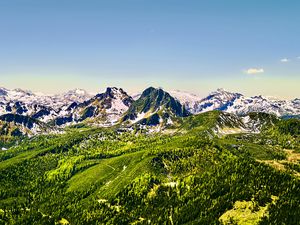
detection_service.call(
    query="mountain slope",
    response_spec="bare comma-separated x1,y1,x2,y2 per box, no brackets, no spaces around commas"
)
190,88,242,114
180,111,279,135
0,86,299,133
55,87,133,126
167,90,203,113
122,87,190,126
189,89,300,116
54,89,93,104
0,114,55,136
0,87,93,123
1,114,299,224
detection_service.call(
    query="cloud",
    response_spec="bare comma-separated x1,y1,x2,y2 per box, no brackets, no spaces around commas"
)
297,56,300,59
280,58,290,62
244,68,264,75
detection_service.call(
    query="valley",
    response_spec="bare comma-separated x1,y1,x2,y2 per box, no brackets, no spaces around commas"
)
0,87,299,224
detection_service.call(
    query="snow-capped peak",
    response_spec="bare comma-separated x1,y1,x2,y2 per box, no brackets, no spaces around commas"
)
186,89,300,117
169,90,202,102
0,87,8,96
0,86,299,131
56,88,93,104
208,88,242,100
67,88,88,96
216,88,226,92
12,88,34,96
168,90,202,113
105,87,124,97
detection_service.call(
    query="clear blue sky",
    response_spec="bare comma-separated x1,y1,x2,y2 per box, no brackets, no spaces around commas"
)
0,0,299,98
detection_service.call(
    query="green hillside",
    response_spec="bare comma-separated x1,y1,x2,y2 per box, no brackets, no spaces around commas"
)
0,112,299,224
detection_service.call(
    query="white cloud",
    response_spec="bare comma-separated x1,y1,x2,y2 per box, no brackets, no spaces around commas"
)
244,68,264,75
297,56,300,59
280,58,290,62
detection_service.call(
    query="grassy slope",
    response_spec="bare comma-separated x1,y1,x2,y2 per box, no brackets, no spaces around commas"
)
67,150,153,198
0,112,299,224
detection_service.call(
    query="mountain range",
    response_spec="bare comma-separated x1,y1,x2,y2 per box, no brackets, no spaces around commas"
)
0,86,299,136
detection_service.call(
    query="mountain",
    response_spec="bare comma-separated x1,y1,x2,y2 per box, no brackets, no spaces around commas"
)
291,98,300,112
122,87,190,127
0,113,55,136
54,87,133,126
242,112,279,133
0,87,8,96
131,89,203,113
2,87,300,224
0,86,299,134
180,110,245,134
189,88,243,114
0,88,57,123
168,90,203,113
187,89,300,117
0,88,93,123
180,111,280,135
0,87,92,108
54,88,93,104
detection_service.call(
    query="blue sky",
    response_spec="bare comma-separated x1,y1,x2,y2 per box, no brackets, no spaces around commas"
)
0,0,299,98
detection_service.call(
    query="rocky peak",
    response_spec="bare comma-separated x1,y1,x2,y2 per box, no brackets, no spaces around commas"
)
122,87,190,125
12,88,34,96
208,88,242,100
0,88,8,96
94,87,133,106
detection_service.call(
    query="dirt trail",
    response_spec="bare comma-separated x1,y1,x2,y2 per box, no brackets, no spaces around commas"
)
285,149,300,163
